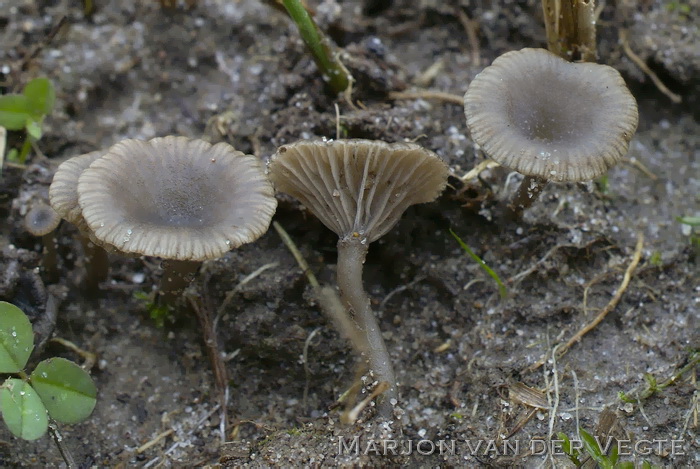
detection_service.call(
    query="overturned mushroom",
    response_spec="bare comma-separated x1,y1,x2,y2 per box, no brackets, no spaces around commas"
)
24,203,61,283
49,150,110,291
269,139,448,416
464,48,638,217
76,136,277,304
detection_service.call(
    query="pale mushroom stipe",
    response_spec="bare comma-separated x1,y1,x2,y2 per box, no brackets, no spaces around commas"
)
269,138,448,416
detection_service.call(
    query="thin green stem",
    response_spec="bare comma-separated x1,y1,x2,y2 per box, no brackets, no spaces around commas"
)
282,0,352,95
18,139,32,163
450,229,507,299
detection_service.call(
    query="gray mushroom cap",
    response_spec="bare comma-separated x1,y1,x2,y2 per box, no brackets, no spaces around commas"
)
49,150,106,236
268,139,448,243
464,48,639,182
77,136,277,261
24,203,60,237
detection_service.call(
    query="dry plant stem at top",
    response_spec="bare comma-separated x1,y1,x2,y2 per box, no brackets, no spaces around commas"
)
281,0,352,95
336,237,398,415
542,0,596,61
160,260,201,306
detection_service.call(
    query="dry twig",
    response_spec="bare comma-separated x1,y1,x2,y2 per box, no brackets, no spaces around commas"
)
302,327,321,412
622,156,658,180
186,294,229,443
341,381,390,424
460,159,500,182
49,337,96,370
457,8,481,67
620,29,681,103
526,233,644,372
137,429,174,454
48,423,76,469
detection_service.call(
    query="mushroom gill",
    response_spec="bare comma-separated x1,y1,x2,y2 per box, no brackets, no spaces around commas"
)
270,139,448,243
269,138,448,416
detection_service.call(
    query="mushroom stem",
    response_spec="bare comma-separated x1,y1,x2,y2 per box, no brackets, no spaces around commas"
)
336,237,397,417
79,237,109,292
508,175,548,218
40,233,59,283
159,260,201,306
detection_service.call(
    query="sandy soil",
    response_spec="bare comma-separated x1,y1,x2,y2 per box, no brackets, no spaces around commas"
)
0,0,697,467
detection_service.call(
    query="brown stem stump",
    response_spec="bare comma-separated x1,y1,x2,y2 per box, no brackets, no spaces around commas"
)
160,260,201,306
80,237,109,293
507,175,548,219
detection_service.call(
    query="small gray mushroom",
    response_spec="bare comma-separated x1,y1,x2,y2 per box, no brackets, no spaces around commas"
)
24,203,61,283
464,48,639,217
76,136,277,305
49,150,110,292
269,138,448,416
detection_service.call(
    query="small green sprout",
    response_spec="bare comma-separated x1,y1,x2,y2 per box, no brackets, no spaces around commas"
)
620,349,699,403
649,251,662,266
0,301,97,441
579,427,631,469
677,216,700,227
556,431,582,466
0,77,55,171
558,428,655,469
450,229,508,299
134,291,172,328
280,0,352,95
666,1,691,18
596,173,610,195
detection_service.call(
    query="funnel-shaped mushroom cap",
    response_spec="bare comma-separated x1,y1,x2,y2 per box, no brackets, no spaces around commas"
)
25,204,60,236
77,136,277,260
269,139,448,243
464,48,639,182
49,150,106,235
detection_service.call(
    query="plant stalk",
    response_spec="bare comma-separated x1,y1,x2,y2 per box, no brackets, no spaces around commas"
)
542,0,597,62
336,238,397,417
281,0,352,95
